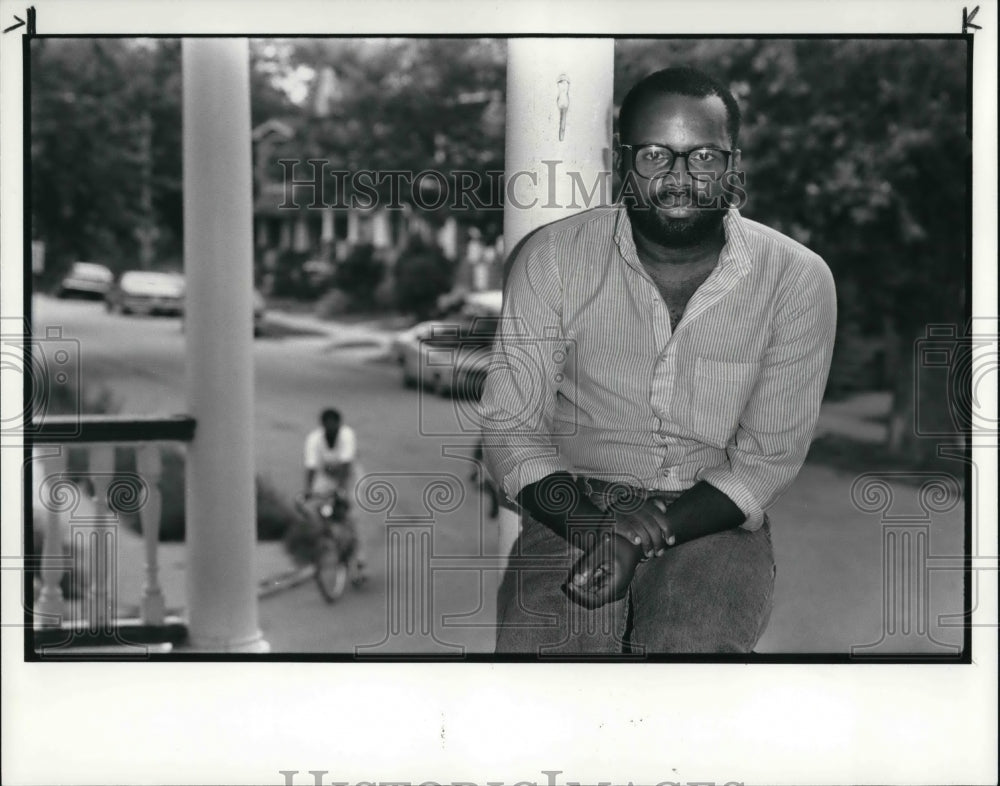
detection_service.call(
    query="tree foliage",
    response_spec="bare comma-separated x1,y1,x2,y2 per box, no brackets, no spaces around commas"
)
31,39,184,277
30,38,315,280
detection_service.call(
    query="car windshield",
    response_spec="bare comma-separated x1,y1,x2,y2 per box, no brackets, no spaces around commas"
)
464,316,500,340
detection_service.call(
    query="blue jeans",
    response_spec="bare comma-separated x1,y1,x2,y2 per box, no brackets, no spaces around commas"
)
495,482,776,655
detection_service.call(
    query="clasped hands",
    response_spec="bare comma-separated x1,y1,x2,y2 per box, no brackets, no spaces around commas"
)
563,497,675,609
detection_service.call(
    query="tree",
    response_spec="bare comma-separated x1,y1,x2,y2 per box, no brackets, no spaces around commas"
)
616,39,969,457
31,39,182,277
31,38,303,281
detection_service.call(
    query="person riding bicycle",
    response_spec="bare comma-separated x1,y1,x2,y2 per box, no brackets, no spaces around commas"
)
302,407,367,577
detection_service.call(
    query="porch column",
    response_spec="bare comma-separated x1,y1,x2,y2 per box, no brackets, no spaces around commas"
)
182,39,268,652
371,208,392,249
346,208,361,244
498,39,614,559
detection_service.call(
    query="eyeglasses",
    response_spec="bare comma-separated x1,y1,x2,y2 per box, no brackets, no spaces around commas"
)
621,143,733,179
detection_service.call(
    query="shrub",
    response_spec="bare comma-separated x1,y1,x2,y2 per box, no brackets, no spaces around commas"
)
334,243,384,307
283,512,325,567
256,474,298,541
393,237,456,319
314,288,353,320
373,276,397,311
270,249,321,299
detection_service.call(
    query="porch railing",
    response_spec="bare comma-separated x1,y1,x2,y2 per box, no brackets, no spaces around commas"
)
29,414,196,654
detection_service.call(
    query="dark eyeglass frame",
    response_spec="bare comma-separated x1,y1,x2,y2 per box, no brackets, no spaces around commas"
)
620,143,734,178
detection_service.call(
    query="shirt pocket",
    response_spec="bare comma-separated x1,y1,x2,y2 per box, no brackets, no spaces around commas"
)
678,357,759,447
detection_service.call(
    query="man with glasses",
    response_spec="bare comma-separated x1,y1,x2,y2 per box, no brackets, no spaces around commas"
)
480,66,837,653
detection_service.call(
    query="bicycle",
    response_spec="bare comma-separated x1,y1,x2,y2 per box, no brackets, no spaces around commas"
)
286,490,366,603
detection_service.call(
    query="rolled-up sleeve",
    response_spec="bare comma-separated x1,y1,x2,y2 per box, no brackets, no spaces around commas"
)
698,258,838,530
478,230,568,500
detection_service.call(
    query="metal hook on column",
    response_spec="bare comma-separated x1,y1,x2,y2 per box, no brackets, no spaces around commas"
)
556,74,570,141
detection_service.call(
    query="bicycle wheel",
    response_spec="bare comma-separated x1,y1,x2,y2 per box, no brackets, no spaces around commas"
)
314,536,349,603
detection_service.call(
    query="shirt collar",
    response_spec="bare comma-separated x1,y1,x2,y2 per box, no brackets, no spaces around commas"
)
613,204,754,276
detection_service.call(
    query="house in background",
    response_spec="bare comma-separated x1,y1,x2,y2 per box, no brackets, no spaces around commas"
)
250,67,504,296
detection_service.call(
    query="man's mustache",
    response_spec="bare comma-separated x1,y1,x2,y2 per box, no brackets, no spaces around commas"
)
654,186,692,200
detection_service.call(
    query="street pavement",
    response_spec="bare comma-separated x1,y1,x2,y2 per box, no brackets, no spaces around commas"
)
29,296,967,656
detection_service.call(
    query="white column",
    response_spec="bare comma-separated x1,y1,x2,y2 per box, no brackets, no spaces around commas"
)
371,208,392,249
182,39,267,652
34,448,66,623
346,208,361,244
498,39,614,560
436,216,458,260
136,445,165,625
320,207,335,244
293,215,311,252
504,39,614,251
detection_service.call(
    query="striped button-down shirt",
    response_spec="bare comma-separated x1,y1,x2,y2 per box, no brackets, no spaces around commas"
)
479,205,837,530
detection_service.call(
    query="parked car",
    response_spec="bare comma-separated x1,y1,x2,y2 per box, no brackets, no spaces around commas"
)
105,270,185,316
390,320,439,366
56,262,114,299
436,288,503,318
458,289,503,316
398,313,500,398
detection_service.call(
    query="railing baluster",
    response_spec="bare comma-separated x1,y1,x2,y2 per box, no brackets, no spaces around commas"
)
137,445,165,624
30,415,196,652
87,445,117,633
34,448,67,626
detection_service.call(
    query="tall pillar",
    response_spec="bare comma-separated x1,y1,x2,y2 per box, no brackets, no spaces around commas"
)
371,208,392,249
182,39,267,652
293,215,311,252
503,39,614,252
320,207,335,245
438,216,459,260
498,39,615,560
346,208,361,244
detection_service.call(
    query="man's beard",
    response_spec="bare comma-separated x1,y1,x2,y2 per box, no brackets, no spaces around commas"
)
626,190,728,248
